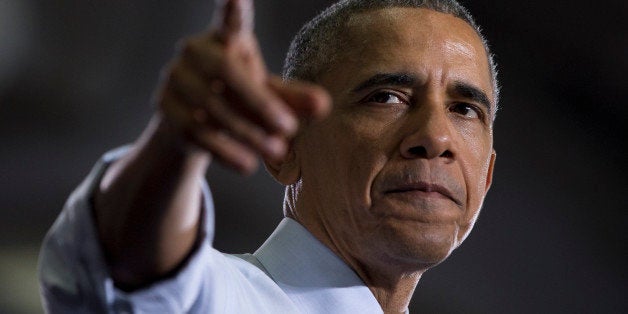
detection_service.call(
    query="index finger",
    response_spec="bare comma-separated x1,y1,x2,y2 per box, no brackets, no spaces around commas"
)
210,0,254,43
268,76,332,121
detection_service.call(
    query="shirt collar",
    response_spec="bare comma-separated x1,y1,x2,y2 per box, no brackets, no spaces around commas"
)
254,218,383,313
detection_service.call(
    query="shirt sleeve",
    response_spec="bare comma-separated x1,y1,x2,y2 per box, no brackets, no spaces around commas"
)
37,147,217,313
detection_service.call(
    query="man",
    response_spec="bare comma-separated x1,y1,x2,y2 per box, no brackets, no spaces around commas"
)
39,0,498,312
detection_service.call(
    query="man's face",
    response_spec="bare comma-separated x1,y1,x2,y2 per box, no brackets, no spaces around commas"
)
292,7,496,270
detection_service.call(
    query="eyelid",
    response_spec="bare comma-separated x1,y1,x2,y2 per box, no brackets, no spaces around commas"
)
360,88,411,104
470,102,489,121
453,101,487,121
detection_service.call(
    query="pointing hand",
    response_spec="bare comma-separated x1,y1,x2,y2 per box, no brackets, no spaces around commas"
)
155,0,331,174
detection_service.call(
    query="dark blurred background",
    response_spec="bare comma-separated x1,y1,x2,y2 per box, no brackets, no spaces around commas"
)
1,0,626,313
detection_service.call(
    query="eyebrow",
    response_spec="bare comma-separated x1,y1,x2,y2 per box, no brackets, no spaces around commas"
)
351,73,418,93
350,73,494,116
451,81,493,116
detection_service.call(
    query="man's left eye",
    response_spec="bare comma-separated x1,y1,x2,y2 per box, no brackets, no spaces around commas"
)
450,103,482,119
365,91,405,104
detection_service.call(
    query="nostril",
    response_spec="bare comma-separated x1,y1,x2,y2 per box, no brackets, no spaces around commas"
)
440,150,453,158
407,146,427,158
406,146,453,159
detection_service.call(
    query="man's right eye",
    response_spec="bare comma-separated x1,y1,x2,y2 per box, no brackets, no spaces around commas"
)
364,91,407,105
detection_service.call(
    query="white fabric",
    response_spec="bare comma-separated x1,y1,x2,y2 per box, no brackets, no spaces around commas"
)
38,148,384,313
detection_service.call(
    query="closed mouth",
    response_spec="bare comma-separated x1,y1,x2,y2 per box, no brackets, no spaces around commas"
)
386,182,462,206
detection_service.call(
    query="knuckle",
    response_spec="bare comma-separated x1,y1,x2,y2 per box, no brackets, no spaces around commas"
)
239,126,264,146
245,124,265,141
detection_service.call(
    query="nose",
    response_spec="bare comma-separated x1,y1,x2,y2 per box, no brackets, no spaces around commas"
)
400,104,454,160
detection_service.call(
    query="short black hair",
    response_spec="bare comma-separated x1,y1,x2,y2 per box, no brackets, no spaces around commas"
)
282,0,500,108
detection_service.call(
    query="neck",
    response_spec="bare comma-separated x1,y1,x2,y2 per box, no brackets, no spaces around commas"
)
342,248,424,313
287,212,425,313
284,191,427,312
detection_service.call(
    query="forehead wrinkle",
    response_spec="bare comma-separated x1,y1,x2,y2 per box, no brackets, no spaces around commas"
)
443,40,476,61
321,7,493,103
342,8,485,63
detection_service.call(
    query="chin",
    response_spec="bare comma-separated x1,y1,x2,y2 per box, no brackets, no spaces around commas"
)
368,218,459,269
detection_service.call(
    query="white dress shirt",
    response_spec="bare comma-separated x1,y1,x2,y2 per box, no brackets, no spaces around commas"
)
38,148,385,313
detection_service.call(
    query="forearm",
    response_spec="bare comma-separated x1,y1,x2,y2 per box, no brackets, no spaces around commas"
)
94,114,210,289
88,0,327,291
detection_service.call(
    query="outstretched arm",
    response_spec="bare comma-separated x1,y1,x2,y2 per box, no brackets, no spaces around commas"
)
93,0,329,290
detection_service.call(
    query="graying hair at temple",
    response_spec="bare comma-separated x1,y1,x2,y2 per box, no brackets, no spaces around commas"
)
282,0,500,108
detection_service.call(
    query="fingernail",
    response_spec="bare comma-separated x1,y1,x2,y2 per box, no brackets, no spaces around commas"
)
265,137,286,157
240,157,258,175
278,114,298,134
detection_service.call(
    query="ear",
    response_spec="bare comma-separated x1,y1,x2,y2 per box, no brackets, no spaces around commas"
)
264,143,301,185
484,150,496,192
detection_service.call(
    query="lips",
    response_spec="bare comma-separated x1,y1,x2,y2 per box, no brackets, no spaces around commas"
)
385,181,462,206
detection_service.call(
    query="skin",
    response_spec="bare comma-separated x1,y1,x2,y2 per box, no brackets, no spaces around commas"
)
275,8,497,312
94,0,495,312
95,0,329,288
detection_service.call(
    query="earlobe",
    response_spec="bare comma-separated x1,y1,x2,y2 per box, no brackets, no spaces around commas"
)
485,150,496,192
264,146,301,185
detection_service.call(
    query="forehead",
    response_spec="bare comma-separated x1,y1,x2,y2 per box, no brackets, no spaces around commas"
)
324,7,493,102
346,7,479,36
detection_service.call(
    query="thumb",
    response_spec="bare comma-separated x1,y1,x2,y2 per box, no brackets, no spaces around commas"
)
268,76,332,121
211,0,254,43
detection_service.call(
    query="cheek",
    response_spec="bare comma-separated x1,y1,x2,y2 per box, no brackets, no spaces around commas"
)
348,132,392,206
303,114,393,211
456,127,493,231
